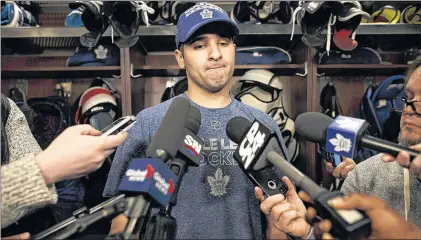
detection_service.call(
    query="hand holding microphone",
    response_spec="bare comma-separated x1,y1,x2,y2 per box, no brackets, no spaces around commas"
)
298,191,421,240
227,116,371,239
295,112,421,164
256,176,311,239
383,143,421,179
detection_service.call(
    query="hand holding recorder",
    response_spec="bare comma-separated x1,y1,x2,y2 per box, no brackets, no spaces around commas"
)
298,191,421,239
37,117,133,184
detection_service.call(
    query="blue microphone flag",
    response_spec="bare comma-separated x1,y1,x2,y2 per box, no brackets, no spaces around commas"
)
119,158,178,206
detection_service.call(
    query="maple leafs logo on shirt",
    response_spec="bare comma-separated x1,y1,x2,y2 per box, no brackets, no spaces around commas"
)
207,168,230,197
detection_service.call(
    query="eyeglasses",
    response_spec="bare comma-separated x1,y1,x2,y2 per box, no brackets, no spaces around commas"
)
392,97,421,115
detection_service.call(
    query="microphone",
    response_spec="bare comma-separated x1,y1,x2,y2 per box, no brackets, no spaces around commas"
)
226,116,288,197
295,112,420,162
114,158,178,240
118,159,178,206
168,104,203,206
227,116,372,239
176,104,203,167
109,97,191,240
266,151,372,239
32,194,127,240
146,97,191,161
143,104,203,240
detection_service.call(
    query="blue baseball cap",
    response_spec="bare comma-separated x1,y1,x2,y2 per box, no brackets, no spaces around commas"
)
175,2,240,49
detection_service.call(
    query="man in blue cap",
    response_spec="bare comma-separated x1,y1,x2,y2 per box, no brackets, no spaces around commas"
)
104,2,303,239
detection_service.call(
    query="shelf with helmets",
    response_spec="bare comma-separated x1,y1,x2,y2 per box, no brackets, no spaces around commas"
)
1,23,420,39
317,64,409,76
133,64,306,77
1,66,121,79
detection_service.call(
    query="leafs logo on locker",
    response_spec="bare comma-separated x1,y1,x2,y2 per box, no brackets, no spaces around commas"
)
184,135,202,156
238,122,266,170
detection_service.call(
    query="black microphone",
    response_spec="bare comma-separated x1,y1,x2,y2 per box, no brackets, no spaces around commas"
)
227,117,372,239
143,104,204,240
146,97,191,161
110,97,192,240
226,116,288,197
32,194,127,240
295,112,420,163
168,104,203,207
175,104,202,167
266,151,372,239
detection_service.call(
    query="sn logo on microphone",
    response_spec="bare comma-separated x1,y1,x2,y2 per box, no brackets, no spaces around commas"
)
238,121,266,170
184,135,202,156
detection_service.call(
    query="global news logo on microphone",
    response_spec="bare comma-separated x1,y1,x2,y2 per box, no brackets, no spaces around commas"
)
125,164,154,182
119,158,178,206
325,116,365,159
235,120,271,170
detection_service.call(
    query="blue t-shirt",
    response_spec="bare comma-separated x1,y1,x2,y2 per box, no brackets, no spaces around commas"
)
103,94,289,239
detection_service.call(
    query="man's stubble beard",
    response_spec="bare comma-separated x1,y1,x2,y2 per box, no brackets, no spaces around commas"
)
398,131,421,147
191,73,231,94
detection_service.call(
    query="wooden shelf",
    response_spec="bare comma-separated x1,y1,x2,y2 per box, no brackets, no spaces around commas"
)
2,24,420,39
317,64,408,76
135,64,305,77
1,66,121,79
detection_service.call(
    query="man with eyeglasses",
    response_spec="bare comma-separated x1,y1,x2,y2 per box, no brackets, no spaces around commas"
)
338,60,421,228
256,60,421,239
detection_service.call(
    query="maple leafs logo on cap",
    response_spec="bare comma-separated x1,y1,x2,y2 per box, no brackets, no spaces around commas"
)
94,45,108,59
200,8,213,19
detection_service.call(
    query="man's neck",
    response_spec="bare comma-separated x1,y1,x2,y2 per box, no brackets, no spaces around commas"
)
186,85,231,109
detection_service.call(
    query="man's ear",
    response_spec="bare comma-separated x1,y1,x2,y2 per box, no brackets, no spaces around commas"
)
174,49,185,69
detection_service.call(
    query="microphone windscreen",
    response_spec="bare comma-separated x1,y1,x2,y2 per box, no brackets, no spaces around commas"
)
226,116,252,144
295,112,333,143
186,105,201,134
146,97,191,158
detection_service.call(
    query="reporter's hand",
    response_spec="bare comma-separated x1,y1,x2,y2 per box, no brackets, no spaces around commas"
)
383,143,421,179
255,176,311,238
37,124,128,184
298,191,333,239
325,157,356,180
299,191,421,239
2,232,30,239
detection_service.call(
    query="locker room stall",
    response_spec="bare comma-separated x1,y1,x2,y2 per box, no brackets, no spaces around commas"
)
2,0,421,188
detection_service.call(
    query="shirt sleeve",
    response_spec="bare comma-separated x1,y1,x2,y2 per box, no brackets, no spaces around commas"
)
103,113,151,197
1,98,58,228
1,153,58,228
340,155,380,194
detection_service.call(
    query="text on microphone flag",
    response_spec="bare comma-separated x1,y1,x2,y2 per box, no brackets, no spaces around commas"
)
237,120,269,170
119,158,178,206
184,134,203,157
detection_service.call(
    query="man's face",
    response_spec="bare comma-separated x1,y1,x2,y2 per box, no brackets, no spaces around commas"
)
399,66,421,146
175,28,236,93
